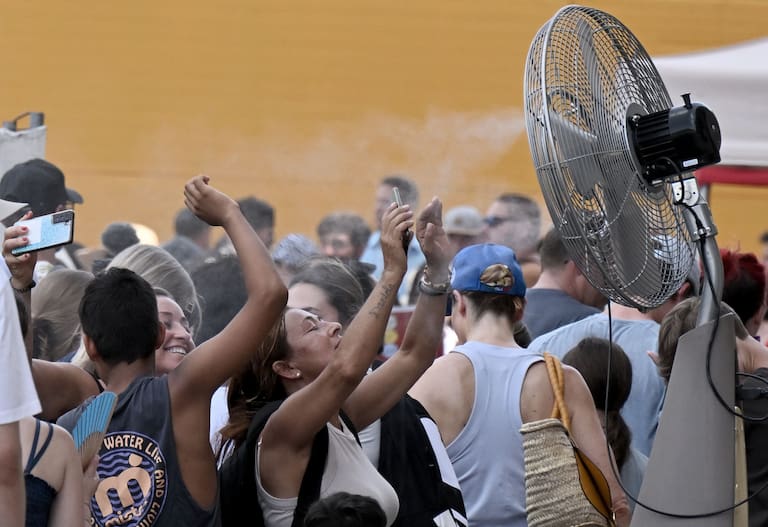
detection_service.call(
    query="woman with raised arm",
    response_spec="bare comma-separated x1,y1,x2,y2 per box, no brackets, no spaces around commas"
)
5,176,287,527
218,196,452,527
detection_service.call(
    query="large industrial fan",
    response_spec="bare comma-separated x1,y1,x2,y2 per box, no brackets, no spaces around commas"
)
524,5,739,527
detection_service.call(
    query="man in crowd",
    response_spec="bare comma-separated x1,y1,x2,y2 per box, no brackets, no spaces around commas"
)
361,174,425,305
522,227,606,339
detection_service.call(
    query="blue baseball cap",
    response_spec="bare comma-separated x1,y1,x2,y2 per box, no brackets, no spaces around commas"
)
451,243,526,297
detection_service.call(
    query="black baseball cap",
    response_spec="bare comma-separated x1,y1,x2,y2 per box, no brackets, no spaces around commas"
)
0,158,82,216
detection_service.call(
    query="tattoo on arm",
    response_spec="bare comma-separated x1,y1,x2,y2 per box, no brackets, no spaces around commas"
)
368,283,394,318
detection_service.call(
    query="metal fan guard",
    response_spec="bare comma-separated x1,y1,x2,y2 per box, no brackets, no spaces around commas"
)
524,5,696,310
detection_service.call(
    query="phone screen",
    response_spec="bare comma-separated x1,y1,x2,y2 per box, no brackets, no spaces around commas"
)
12,210,75,256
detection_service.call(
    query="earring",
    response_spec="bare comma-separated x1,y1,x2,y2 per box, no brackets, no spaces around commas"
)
295,372,301,378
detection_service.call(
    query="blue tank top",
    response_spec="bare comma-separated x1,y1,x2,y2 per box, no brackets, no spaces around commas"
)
446,341,542,527
58,375,220,527
25,419,56,527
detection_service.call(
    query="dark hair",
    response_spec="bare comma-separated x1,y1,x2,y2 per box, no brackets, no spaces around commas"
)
304,492,387,527
161,236,205,274
101,222,140,257
538,227,569,270
14,290,29,338
219,314,288,453
461,290,524,328
237,196,275,230
191,255,247,345
316,212,371,253
346,260,376,302
79,267,159,365
174,207,210,239
290,256,365,328
562,337,632,468
381,175,419,207
721,249,766,327
657,297,748,384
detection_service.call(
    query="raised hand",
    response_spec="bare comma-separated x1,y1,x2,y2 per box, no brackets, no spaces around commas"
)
3,211,36,289
379,201,414,276
183,175,240,227
415,197,450,281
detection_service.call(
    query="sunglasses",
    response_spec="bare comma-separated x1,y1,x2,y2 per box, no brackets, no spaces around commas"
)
484,216,516,228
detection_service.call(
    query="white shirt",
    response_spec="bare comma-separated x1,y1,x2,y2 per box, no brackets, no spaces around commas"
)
0,261,41,424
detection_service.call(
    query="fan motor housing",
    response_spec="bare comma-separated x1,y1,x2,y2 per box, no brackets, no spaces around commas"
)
631,94,721,184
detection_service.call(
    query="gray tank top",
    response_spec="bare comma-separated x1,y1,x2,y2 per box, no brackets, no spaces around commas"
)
447,341,542,527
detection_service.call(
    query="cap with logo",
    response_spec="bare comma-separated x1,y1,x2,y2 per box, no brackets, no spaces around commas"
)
451,243,526,297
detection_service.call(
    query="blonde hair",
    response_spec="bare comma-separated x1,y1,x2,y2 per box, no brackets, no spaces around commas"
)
107,244,202,335
31,269,93,361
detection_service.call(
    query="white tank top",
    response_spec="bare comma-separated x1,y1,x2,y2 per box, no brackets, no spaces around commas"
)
255,420,400,527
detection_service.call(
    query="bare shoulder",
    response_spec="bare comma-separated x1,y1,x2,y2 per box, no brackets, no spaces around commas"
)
409,352,472,399
409,352,475,445
520,359,553,423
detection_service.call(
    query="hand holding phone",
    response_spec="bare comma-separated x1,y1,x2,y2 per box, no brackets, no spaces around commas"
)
11,210,75,256
393,187,413,253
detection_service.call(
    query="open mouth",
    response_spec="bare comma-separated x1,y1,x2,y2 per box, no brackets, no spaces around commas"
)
166,346,188,356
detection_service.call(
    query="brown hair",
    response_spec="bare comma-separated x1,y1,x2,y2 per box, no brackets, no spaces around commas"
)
461,290,524,328
657,297,748,384
217,312,289,453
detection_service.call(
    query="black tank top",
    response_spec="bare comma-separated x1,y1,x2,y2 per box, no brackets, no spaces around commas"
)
24,419,56,527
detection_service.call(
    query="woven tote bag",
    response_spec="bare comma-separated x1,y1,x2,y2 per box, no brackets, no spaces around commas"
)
520,352,615,527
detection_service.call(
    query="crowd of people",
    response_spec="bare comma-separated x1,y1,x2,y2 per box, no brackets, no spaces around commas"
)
2,157,768,527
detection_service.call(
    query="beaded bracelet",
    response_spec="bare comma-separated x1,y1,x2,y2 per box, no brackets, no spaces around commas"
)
418,267,451,296
10,278,36,293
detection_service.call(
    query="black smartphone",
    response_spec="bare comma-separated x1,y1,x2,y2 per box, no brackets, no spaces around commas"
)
11,209,75,256
392,187,412,252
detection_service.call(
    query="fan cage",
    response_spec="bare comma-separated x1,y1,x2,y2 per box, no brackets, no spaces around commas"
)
524,5,696,310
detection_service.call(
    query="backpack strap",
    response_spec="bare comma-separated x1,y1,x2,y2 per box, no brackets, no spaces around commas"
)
219,399,334,527
219,400,283,527
291,425,330,527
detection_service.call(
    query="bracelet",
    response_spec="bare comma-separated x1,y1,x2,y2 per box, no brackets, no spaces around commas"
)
10,278,35,293
418,267,451,296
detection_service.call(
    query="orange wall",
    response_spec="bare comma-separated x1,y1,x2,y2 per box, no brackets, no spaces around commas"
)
1,1,766,254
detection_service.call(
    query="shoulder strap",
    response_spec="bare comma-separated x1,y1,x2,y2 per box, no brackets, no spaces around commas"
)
291,425,330,527
25,419,54,473
544,352,571,431
339,410,361,447
219,400,283,527
219,399,333,527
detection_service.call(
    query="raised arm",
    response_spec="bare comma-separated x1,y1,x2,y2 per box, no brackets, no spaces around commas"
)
169,175,288,403
3,222,100,421
261,200,412,454
343,196,451,429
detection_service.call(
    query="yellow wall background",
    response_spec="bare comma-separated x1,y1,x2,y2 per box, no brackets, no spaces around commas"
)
1,0,766,254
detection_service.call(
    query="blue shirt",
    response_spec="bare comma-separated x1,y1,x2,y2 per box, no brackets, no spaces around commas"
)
527,313,665,456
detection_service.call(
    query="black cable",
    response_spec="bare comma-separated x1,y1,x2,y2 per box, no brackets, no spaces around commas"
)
603,300,768,519
596,174,768,518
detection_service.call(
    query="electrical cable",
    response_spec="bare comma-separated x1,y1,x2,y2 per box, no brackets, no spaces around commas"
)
597,172,768,518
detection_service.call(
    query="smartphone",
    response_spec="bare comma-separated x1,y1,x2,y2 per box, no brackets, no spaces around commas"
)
392,187,412,252
11,209,75,256
393,187,403,207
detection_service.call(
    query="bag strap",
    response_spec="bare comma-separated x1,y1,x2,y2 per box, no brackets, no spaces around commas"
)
291,426,330,527
544,352,571,432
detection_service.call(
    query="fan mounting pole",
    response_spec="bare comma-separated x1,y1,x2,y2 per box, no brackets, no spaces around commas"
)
631,176,738,527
